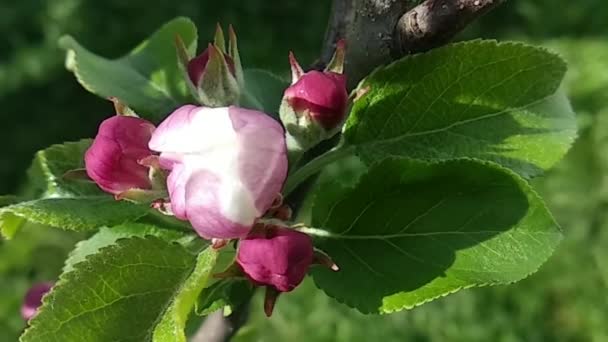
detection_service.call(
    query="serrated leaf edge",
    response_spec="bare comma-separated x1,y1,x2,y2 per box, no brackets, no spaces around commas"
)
20,236,195,341
310,156,563,314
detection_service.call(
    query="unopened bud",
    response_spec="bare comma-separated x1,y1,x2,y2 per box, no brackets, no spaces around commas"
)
280,41,348,154
236,226,313,293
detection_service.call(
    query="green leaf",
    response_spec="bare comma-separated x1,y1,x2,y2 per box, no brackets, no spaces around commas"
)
196,279,253,316
153,247,218,342
0,195,19,207
344,40,577,177
63,224,193,273
2,140,152,239
23,140,98,198
310,158,562,314
21,237,215,342
0,197,147,239
240,69,288,114
59,17,198,121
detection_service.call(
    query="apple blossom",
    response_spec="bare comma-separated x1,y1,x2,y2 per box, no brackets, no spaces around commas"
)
149,105,288,239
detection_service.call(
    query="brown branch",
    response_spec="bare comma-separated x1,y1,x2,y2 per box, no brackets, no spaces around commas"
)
319,0,412,89
319,0,505,88
394,0,506,54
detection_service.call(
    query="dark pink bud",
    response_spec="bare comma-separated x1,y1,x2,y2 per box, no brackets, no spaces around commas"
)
237,227,313,292
283,70,348,130
21,282,53,321
85,116,155,195
187,46,236,86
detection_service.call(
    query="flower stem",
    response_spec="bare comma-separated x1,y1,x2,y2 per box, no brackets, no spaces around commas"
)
283,144,355,196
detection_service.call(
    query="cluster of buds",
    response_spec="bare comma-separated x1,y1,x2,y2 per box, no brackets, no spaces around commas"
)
82,102,336,315
177,24,244,107
280,40,348,156
76,27,346,318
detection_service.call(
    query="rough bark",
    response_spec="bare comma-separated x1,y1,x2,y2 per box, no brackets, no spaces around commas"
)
394,0,506,54
319,0,413,88
319,0,505,88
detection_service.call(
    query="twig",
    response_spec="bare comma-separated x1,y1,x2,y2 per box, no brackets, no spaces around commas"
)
319,0,506,88
394,0,506,54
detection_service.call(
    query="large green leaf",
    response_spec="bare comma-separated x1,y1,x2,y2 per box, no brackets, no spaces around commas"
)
153,247,218,342
59,17,198,121
63,224,194,273
310,158,561,314
21,237,217,342
0,197,147,239
344,40,577,177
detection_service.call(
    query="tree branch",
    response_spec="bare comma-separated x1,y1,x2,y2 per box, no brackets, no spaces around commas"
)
319,0,412,88
394,0,505,54
319,0,505,88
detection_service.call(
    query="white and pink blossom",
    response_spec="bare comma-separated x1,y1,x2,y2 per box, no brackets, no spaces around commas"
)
149,105,288,239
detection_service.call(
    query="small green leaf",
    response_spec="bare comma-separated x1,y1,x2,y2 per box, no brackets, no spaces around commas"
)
59,17,198,121
20,237,200,342
0,197,147,239
240,69,288,114
63,224,194,273
196,279,253,316
344,40,577,177
310,158,562,314
23,140,98,198
2,140,152,239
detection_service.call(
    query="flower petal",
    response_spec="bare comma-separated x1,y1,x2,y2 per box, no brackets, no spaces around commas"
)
184,169,253,239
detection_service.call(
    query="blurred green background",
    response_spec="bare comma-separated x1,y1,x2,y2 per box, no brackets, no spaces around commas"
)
1,1,607,341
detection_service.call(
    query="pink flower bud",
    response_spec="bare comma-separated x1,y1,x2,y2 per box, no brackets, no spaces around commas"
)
282,47,348,132
21,282,53,321
148,105,288,240
237,227,313,292
283,71,348,130
85,116,156,195
187,46,236,86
